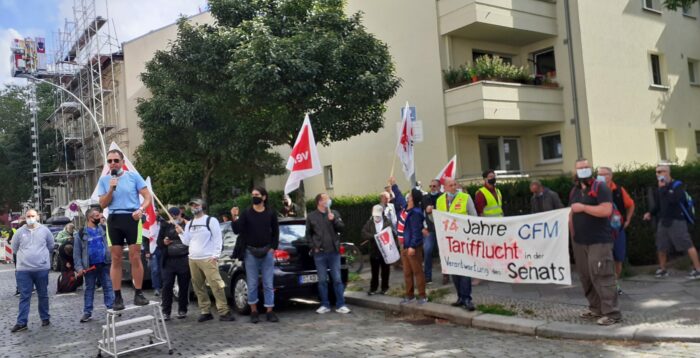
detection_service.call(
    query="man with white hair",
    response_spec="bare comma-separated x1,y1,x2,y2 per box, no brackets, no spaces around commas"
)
10,209,54,333
643,164,700,279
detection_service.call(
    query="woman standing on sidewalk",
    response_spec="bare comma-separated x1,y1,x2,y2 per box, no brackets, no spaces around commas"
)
361,205,395,295
389,177,427,305
231,187,280,323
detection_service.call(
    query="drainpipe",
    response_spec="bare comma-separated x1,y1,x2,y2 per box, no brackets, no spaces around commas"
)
564,0,584,159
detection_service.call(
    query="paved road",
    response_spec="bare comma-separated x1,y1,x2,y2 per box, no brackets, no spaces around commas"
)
0,267,698,357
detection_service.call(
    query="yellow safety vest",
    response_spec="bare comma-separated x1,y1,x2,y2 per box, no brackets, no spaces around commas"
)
436,192,470,214
478,187,503,217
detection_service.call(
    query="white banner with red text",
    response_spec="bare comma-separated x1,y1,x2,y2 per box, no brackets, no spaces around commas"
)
433,208,572,285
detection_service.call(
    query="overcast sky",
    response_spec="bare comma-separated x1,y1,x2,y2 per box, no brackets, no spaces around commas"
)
1,0,208,86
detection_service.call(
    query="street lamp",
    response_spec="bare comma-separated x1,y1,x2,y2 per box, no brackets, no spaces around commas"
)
17,74,108,163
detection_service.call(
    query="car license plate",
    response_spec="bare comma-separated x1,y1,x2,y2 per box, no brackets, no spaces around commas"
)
299,274,318,284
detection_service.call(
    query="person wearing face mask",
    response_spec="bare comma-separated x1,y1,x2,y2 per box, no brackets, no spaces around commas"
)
306,193,350,314
231,187,281,323
74,208,114,323
422,179,443,284
530,180,564,214
569,158,621,326
280,195,300,218
379,191,398,232
157,207,191,321
475,169,504,217
362,205,394,295
643,164,700,280
175,198,235,322
436,178,478,311
10,209,54,333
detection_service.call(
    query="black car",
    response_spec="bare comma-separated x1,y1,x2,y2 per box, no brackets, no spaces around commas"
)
217,218,349,314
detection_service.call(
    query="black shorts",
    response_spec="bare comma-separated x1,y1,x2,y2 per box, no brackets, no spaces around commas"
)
107,214,142,247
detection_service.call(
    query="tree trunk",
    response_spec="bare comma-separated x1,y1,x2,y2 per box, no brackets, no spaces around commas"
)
201,158,216,204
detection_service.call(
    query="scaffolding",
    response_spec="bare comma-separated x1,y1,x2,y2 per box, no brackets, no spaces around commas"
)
39,0,122,214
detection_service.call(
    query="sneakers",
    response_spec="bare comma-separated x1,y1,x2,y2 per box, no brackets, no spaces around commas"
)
616,282,623,296
463,301,476,312
197,313,214,322
154,289,161,297
112,296,125,311
316,306,331,314
41,320,50,327
219,312,236,321
134,292,149,306
417,298,428,305
266,311,279,322
450,300,464,307
597,316,622,326
162,313,171,321
14,289,20,297
400,297,416,305
655,268,669,278
80,314,92,323
367,291,377,296
579,310,602,319
10,324,27,333
336,306,351,314
687,269,700,280
379,289,388,295
177,311,187,319
250,311,260,324
426,279,433,285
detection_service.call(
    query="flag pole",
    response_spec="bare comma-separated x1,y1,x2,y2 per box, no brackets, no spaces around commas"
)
151,193,175,223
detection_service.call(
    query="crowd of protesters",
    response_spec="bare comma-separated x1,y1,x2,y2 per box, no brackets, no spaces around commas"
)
6,152,698,332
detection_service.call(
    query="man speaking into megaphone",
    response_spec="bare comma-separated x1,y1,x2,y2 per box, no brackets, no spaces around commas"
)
97,149,153,310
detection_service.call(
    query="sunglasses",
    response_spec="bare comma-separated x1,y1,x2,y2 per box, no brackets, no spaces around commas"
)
655,170,666,174
107,159,121,164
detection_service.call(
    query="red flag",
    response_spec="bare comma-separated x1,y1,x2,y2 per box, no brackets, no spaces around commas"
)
285,114,322,194
396,102,414,181
435,155,457,185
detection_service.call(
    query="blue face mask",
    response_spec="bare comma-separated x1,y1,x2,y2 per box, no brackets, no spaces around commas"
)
596,175,606,182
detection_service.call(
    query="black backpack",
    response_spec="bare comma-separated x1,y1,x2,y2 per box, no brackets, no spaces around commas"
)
56,270,82,294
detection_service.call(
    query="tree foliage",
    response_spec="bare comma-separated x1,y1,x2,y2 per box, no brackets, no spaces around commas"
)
664,0,698,10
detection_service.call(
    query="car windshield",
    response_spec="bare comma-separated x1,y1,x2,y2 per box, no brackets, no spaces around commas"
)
280,224,306,245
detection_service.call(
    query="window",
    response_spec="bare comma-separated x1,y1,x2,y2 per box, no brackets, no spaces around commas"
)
689,59,699,84
533,49,556,77
656,130,668,161
479,137,521,172
650,54,664,86
473,50,512,65
696,131,700,155
323,165,334,189
540,133,563,162
643,0,661,13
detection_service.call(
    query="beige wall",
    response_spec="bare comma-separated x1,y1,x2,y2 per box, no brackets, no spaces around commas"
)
121,12,215,159
576,0,700,167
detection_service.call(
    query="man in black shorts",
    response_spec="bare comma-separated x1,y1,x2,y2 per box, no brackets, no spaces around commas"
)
98,149,152,309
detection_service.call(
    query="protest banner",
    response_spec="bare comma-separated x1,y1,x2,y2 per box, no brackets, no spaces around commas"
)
433,208,572,285
374,227,400,264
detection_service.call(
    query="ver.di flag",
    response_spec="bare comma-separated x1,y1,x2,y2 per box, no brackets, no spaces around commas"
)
435,155,457,185
284,114,322,194
374,227,400,264
396,102,414,181
142,177,159,254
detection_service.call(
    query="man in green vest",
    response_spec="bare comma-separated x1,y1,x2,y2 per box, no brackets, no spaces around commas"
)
435,178,477,311
475,169,504,217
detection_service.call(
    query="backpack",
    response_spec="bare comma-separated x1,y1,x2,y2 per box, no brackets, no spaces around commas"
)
671,181,696,225
56,270,82,294
188,216,213,233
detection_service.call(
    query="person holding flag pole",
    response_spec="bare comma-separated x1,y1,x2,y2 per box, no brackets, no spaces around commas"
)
423,155,456,284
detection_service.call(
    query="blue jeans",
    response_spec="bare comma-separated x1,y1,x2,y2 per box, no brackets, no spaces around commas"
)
423,232,436,281
84,263,114,315
453,275,472,303
314,252,345,309
149,249,162,290
16,270,50,325
245,249,275,308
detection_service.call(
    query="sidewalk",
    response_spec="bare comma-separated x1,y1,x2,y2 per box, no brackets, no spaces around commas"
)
345,259,700,342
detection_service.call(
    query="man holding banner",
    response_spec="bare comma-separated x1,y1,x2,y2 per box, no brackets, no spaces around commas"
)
435,178,477,311
569,159,621,326
362,205,397,295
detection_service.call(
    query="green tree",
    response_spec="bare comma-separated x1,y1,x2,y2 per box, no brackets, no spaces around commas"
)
664,0,698,10
136,19,284,204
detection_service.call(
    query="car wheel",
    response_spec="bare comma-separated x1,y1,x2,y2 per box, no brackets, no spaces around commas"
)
233,274,250,315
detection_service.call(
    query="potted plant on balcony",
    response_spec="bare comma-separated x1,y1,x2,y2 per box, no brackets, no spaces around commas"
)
543,71,558,88
443,65,469,88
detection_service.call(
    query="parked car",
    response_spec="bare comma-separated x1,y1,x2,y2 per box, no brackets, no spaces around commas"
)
121,242,152,284
217,218,349,314
50,228,70,272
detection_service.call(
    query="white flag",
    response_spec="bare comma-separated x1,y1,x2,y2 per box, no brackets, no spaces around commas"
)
435,155,457,185
142,177,159,254
284,114,322,194
396,102,415,181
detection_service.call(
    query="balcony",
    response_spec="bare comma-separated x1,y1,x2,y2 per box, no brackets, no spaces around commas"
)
437,0,557,46
444,81,564,127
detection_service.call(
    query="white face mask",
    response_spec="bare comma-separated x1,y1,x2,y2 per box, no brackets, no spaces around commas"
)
576,168,592,179
373,216,382,223
26,218,38,226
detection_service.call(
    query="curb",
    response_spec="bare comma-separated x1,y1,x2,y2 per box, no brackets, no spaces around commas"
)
344,292,700,343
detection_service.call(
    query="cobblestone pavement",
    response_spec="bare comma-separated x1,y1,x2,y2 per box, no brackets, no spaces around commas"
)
348,260,700,329
1,266,698,358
